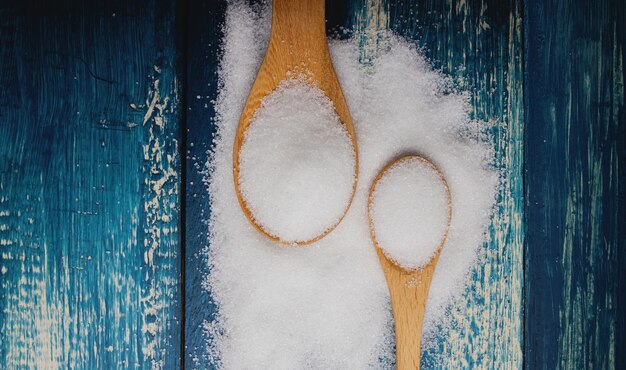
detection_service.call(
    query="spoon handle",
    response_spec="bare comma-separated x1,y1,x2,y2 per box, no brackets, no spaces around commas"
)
377,248,441,369
271,0,326,45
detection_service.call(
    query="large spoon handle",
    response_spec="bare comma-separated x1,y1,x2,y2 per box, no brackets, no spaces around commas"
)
271,0,325,42
377,248,441,369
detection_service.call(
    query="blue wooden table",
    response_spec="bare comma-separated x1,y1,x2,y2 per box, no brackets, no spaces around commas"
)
0,0,624,369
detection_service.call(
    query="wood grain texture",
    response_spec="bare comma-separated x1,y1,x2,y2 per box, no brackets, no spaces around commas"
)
232,0,358,246
184,1,225,367
0,1,183,368
351,0,525,368
368,156,452,370
524,0,626,368
5,0,623,369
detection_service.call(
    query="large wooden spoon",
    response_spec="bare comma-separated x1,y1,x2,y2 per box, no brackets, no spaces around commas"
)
368,156,452,369
233,0,358,246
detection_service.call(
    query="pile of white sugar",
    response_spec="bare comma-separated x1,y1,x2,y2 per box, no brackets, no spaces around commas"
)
204,1,499,368
369,157,451,270
238,80,356,244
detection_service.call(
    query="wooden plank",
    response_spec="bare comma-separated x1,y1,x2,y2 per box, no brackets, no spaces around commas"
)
183,2,359,368
0,1,183,368
524,0,626,368
350,0,525,367
184,0,225,368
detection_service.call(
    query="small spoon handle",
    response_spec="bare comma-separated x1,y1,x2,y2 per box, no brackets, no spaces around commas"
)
368,156,451,369
377,248,441,369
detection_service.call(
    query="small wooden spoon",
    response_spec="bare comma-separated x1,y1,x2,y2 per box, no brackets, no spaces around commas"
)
368,156,452,369
233,0,358,246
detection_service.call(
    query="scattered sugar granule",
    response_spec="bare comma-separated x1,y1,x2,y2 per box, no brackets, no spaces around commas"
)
369,157,451,270
205,1,499,368
238,80,356,243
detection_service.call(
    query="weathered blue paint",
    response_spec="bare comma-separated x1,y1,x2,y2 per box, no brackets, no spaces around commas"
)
524,0,626,368
2,0,623,369
0,1,182,368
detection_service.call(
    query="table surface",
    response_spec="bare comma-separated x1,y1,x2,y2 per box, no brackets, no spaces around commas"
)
0,0,624,369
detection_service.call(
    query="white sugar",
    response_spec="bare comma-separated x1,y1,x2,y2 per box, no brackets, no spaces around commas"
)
238,80,356,243
205,1,499,368
370,158,450,270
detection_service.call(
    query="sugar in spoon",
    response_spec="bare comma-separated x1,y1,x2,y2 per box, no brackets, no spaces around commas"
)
368,155,452,369
233,0,358,246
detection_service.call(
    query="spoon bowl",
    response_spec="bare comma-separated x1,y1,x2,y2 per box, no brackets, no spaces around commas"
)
233,0,358,246
368,155,452,369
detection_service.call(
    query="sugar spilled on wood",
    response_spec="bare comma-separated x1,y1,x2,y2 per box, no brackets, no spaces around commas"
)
204,1,499,368
238,80,356,243
369,157,451,270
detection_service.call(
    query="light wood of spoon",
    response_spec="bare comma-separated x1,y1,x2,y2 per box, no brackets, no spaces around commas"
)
368,156,452,369
233,0,358,246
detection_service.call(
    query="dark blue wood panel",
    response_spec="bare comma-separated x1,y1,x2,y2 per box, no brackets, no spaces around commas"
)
0,1,183,368
183,2,355,367
524,0,626,368
184,0,225,368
